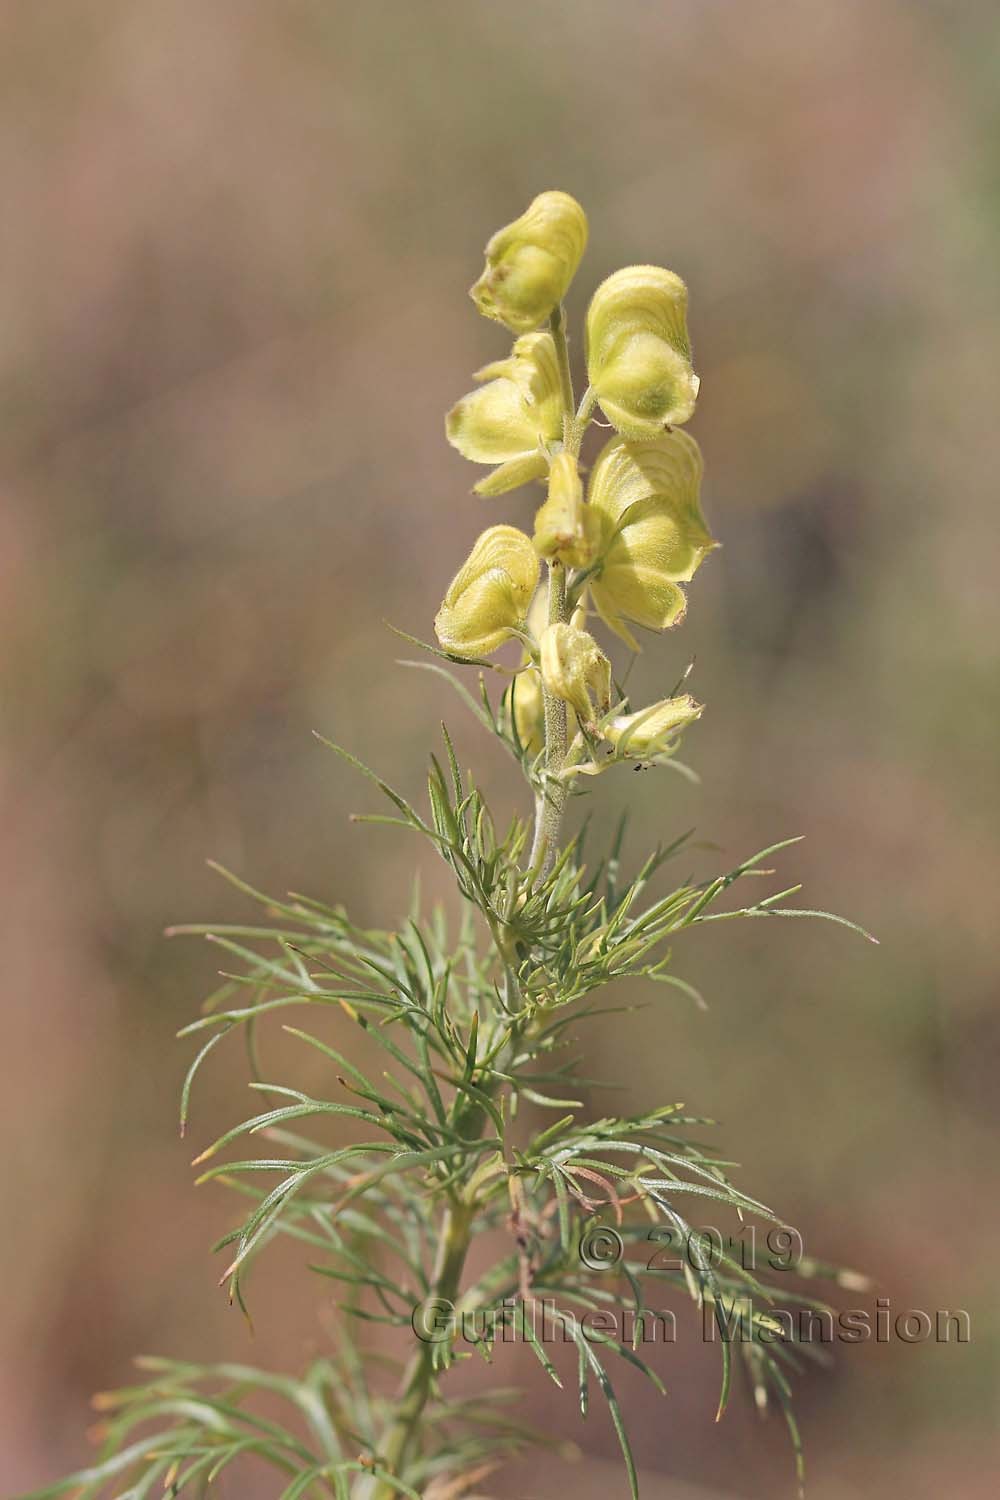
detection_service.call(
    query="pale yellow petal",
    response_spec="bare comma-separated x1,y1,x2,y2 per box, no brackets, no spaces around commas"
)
585,431,716,643
446,333,563,492
434,525,540,657
586,266,699,435
471,191,589,333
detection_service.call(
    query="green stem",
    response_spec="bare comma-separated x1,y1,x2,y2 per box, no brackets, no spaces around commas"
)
527,560,570,881
363,309,578,1494
369,305,581,1490
367,1198,474,1499
549,303,575,420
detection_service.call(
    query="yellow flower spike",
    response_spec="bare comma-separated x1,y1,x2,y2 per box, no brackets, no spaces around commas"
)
585,266,700,438
606,694,704,758
446,332,563,497
470,190,589,334
434,525,539,658
532,451,599,568
586,430,718,650
539,622,611,729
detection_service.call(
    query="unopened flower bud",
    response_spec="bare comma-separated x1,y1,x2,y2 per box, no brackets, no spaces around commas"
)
504,667,545,755
606,694,703,758
586,266,699,438
446,333,564,496
435,525,539,658
586,431,717,649
539,622,611,728
524,582,549,645
532,452,598,568
471,191,589,334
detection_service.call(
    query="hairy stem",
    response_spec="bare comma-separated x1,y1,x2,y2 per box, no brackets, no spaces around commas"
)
528,561,570,879
526,306,576,881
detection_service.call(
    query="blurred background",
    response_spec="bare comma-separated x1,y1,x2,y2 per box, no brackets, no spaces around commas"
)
3,2,999,1495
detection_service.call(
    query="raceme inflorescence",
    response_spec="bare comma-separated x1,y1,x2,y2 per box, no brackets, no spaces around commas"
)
25,191,872,1500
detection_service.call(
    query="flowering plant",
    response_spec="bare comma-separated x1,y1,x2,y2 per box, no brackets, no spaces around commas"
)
25,191,870,1500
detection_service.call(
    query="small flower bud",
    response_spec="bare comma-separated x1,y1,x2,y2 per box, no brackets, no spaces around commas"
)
524,581,549,645
539,622,611,728
471,191,589,334
606,694,703,758
532,452,599,568
586,430,717,650
586,266,700,438
504,667,545,755
434,525,539,658
446,333,563,496
569,601,589,633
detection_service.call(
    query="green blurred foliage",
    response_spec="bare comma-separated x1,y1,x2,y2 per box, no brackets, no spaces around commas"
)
2,2,998,1495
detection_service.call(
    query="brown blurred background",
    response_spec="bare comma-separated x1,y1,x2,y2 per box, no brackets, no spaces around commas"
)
3,2,999,1495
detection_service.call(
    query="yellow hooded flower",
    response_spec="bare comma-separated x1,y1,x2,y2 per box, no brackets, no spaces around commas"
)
531,451,598,568
586,266,699,438
606,694,703,758
434,525,539,658
446,333,563,497
539,622,611,729
471,191,589,334
586,430,717,650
